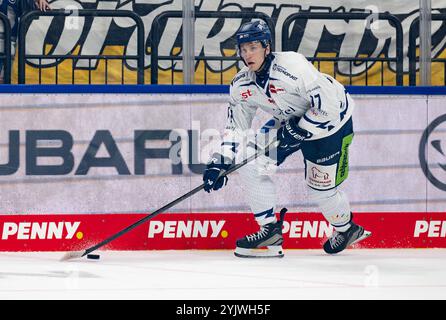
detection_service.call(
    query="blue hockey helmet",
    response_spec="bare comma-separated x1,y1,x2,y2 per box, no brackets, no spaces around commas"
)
236,20,272,49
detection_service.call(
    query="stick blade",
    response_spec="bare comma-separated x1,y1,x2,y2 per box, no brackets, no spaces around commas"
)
60,250,86,261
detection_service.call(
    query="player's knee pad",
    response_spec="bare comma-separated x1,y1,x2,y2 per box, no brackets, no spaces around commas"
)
307,186,351,231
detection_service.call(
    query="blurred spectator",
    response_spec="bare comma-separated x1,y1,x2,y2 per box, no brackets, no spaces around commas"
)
0,0,50,83
34,0,50,12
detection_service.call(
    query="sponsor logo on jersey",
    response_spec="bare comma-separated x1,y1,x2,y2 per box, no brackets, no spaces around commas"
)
272,64,298,80
316,151,340,164
1,221,81,240
339,145,349,178
414,220,446,237
285,123,306,141
231,72,248,85
309,108,328,117
147,220,226,238
306,161,337,190
240,89,253,100
269,84,285,94
307,86,322,93
312,167,329,180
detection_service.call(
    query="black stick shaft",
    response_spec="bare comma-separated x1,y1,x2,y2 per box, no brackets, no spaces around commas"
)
82,143,274,256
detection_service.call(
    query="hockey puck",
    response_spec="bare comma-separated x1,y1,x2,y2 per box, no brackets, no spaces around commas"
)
87,254,100,260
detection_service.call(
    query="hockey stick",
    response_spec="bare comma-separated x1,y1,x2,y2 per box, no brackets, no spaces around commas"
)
60,141,277,261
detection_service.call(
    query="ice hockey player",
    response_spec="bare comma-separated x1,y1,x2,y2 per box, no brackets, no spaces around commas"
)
202,20,371,258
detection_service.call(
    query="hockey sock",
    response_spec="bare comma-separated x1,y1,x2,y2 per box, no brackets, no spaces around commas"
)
238,163,277,226
307,187,352,232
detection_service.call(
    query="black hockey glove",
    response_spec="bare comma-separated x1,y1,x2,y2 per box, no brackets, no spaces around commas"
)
273,117,312,165
203,154,232,193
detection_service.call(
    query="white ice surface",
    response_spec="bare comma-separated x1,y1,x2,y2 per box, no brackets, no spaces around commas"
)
1,249,446,300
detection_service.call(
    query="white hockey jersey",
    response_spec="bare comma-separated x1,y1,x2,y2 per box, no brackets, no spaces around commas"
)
221,51,354,159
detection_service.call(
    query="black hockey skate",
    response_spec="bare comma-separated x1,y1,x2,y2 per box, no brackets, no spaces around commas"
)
234,208,287,258
323,221,371,254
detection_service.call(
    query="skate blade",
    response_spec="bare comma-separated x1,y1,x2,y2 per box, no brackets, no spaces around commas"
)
234,246,284,258
351,230,372,246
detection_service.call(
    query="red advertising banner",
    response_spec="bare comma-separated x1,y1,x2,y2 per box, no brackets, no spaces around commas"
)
1,212,446,252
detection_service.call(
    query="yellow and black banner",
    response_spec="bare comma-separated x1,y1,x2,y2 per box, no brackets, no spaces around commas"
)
11,0,446,86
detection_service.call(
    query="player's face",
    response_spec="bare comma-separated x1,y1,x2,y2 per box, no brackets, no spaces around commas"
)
239,41,270,72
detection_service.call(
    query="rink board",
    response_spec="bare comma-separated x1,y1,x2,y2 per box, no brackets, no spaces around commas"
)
1,212,446,251
0,86,445,251
0,90,444,215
